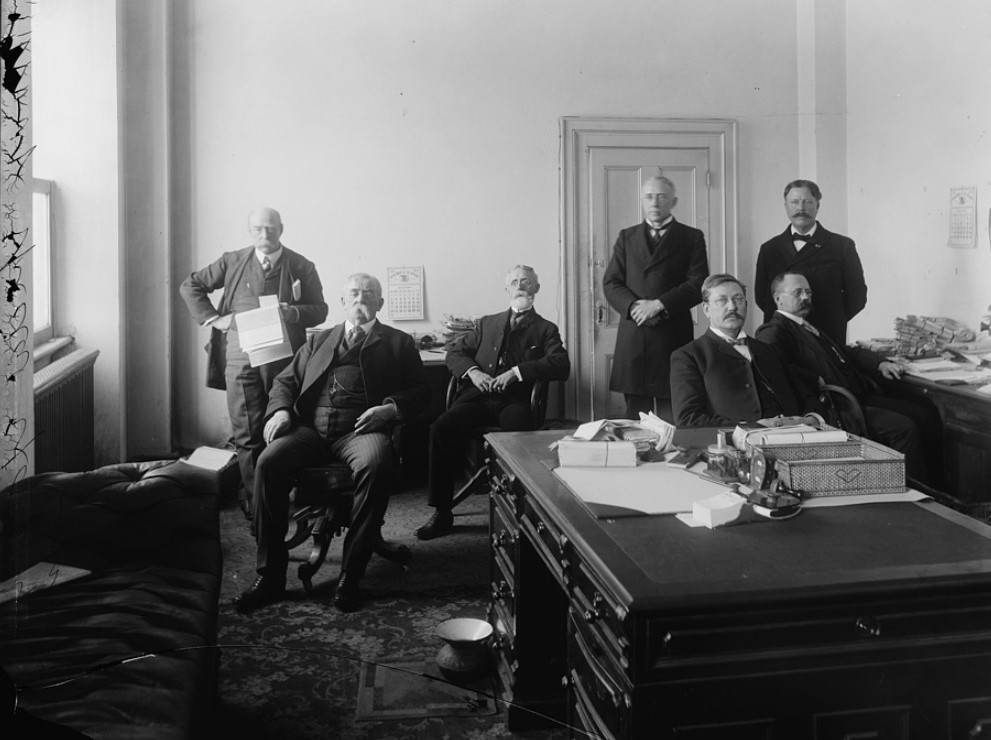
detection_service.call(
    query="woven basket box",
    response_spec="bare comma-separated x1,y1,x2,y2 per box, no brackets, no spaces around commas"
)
759,436,906,496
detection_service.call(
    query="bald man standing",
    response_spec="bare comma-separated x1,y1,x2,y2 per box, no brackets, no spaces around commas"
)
181,207,328,519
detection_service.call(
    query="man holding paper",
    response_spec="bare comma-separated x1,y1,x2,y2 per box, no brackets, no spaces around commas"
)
670,273,806,427
754,271,936,485
180,207,328,519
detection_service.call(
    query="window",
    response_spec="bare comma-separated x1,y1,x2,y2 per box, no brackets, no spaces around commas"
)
32,178,54,343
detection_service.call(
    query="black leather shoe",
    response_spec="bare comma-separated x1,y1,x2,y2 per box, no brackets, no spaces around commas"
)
415,509,454,540
333,572,361,613
234,576,285,614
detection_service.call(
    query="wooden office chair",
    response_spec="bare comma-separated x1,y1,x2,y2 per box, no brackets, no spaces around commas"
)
817,383,868,436
445,376,549,509
285,429,411,592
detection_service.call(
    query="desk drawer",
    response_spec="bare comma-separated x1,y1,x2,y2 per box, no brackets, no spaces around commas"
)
489,497,518,578
571,553,630,672
568,609,631,739
488,454,525,517
647,591,991,670
520,494,572,587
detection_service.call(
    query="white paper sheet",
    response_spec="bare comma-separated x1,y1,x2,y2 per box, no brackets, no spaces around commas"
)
553,463,730,515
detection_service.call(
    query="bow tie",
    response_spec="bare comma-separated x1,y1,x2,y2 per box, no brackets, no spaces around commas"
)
792,232,813,242
727,337,747,346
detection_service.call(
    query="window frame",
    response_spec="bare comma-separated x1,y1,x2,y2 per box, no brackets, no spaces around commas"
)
32,177,54,345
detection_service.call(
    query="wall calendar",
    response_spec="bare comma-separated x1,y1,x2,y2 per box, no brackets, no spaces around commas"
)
948,187,977,248
387,266,424,320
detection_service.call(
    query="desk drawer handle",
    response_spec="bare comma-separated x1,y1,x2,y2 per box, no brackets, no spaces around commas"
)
855,615,881,638
492,581,515,602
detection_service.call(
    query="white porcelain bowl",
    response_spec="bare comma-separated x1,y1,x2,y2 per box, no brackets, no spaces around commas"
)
435,617,493,645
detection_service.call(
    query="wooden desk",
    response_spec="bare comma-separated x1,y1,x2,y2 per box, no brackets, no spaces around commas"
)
484,430,991,739
886,375,991,504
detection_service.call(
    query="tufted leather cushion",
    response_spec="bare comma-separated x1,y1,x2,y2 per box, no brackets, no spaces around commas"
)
0,460,221,739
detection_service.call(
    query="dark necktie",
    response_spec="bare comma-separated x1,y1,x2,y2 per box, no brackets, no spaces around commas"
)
792,233,812,243
346,326,365,350
510,311,528,330
262,256,272,274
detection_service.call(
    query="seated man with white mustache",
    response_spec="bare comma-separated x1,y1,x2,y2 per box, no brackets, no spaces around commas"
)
670,273,807,427
416,265,571,540
234,273,430,614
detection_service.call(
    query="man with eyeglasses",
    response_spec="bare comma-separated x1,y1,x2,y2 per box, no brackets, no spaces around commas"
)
603,176,709,422
415,265,570,540
754,180,867,345
670,273,805,427
233,273,430,613
180,207,328,521
755,272,938,486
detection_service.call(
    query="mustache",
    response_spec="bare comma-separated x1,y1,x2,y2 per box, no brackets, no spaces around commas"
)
724,311,742,319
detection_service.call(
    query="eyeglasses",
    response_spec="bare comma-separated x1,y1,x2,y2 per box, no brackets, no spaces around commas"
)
708,296,747,308
787,289,814,298
508,278,535,288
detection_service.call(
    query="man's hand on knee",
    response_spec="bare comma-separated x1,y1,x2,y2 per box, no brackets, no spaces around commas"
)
354,403,398,434
264,410,291,444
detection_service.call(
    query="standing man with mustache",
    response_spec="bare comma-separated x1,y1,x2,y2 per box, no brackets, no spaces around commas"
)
755,272,937,486
670,273,805,427
604,176,709,422
415,265,570,540
180,207,328,520
754,180,867,345
234,273,430,613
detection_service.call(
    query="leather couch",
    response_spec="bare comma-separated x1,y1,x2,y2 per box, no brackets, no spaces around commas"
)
0,460,222,739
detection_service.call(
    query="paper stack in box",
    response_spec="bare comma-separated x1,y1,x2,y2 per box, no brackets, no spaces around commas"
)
692,491,745,529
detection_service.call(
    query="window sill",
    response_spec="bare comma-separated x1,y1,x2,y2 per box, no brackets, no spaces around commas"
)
34,335,75,371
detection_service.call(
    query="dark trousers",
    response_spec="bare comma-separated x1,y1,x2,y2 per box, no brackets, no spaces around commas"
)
225,347,289,506
427,393,534,511
623,394,673,423
254,425,394,581
862,394,942,488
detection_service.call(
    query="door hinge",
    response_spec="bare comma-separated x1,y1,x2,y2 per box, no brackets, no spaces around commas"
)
706,170,711,188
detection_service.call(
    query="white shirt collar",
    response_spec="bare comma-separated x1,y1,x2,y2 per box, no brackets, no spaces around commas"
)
646,216,674,231
791,223,818,238
345,317,377,334
256,246,283,267
709,326,748,344
777,309,807,326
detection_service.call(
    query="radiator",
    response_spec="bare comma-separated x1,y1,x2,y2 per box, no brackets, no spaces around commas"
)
33,348,100,473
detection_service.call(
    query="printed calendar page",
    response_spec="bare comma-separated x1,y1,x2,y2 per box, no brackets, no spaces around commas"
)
387,266,424,320
948,187,977,248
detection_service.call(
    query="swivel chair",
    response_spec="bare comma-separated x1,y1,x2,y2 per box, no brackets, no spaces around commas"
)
445,376,549,510
817,383,868,437
285,428,411,592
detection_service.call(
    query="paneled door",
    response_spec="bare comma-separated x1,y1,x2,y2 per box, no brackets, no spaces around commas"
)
561,118,738,421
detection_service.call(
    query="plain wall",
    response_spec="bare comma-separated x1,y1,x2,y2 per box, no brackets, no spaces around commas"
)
32,0,122,465
846,0,991,341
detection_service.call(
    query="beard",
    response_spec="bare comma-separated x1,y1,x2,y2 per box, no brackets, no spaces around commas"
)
510,294,534,312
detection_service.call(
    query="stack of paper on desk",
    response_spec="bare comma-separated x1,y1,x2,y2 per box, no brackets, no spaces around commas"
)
556,438,638,467
733,424,847,449
237,295,292,367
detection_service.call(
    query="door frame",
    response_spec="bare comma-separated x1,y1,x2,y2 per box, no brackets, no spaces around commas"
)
559,117,739,421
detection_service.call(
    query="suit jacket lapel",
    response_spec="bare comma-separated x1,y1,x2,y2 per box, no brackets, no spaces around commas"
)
301,323,344,398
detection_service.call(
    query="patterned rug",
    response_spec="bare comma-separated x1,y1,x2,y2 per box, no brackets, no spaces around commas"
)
212,486,567,739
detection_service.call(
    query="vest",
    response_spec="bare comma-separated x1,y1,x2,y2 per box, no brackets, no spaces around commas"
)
311,339,368,438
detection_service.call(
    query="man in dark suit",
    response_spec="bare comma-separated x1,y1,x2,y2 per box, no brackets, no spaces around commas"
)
754,179,867,345
234,273,430,613
671,273,805,427
180,207,327,519
415,265,570,540
603,176,709,421
755,271,937,485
